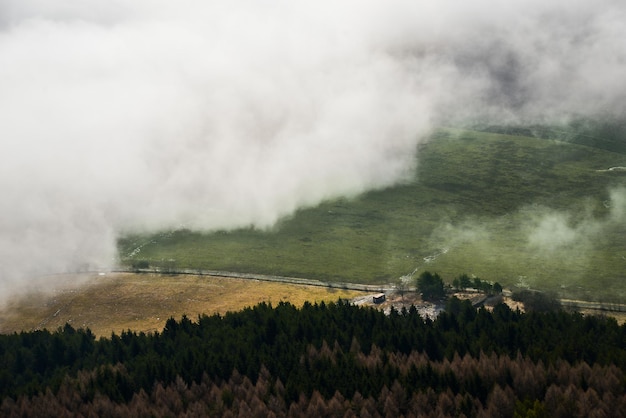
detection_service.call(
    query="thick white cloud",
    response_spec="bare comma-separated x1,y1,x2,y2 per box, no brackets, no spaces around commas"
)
0,0,625,298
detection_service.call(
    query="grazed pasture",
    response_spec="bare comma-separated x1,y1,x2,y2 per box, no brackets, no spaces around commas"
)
119,129,626,301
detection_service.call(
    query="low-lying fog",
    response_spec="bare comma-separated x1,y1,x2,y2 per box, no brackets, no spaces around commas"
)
1,0,625,302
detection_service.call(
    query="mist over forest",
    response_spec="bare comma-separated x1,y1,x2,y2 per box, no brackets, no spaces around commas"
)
1,0,626,301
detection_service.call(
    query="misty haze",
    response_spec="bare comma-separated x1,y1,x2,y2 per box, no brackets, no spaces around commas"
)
3,1,626,416
1,0,625,302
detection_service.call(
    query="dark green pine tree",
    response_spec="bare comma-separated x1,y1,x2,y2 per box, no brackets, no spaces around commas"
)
417,271,446,301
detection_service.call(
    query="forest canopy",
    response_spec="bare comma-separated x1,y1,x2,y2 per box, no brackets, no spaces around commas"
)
1,299,625,417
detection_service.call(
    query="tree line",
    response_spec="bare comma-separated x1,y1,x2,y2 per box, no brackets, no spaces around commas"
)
417,272,503,301
1,296,625,416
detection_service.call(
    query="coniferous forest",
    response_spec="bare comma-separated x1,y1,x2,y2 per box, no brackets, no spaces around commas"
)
1,299,626,417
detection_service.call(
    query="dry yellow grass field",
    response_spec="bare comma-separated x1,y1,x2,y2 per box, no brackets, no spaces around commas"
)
2,273,621,339
0,273,364,338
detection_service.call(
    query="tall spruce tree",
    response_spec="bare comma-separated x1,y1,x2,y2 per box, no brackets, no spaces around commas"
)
417,271,446,300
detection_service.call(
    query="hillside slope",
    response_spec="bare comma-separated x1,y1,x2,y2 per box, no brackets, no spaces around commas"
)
118,128,626,301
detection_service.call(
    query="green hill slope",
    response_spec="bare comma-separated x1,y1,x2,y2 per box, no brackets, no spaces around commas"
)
118,128,626,301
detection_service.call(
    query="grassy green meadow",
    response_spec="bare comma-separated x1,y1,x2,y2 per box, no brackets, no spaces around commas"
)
118,128,626,302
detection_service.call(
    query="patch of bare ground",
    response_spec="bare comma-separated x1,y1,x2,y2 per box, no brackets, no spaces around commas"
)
354,292,445,319
357,290,525,318
0,273,364,338
577,309,626,324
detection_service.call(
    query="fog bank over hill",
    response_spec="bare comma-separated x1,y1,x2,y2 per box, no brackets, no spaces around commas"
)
1,0,625,300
